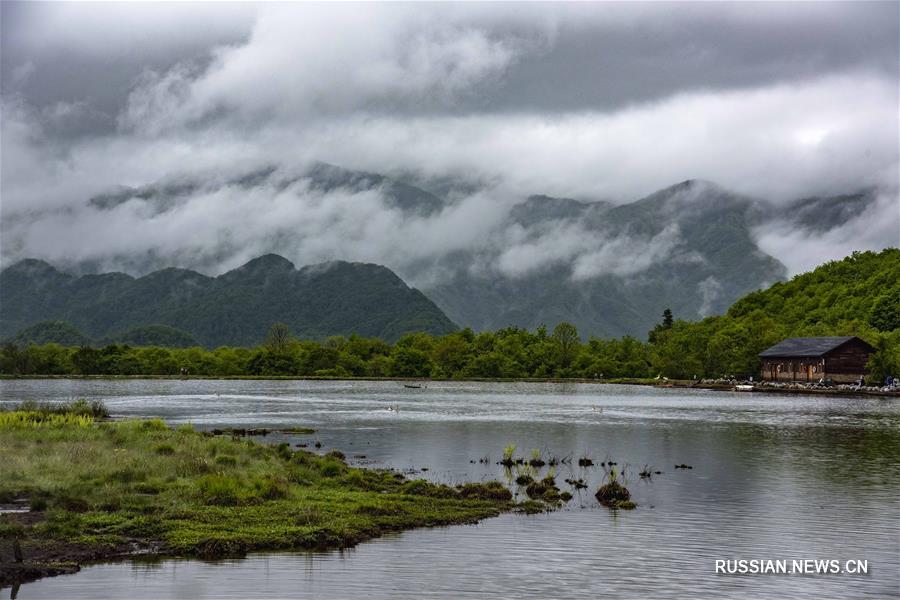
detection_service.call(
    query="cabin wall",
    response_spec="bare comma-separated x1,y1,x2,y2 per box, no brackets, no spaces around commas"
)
761,358,825,382
824,340,872,381
761,340,873,383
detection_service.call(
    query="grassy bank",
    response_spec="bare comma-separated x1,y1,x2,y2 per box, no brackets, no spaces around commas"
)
0,403,518,587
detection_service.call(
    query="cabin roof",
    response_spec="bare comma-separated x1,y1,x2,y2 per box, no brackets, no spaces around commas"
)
758,336,871,358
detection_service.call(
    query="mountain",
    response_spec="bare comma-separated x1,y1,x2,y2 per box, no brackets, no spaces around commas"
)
422,180,787,338
0,256,457,346
87,162,444,218
100,325,199,348
780,190,877,234
6,321,93,347
16,163,887,339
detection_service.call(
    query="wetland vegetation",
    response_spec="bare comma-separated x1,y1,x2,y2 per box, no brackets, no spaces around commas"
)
0,402,520,586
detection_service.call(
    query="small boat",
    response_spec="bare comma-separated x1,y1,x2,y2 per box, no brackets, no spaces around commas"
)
403,384,423,389
733,384,754,392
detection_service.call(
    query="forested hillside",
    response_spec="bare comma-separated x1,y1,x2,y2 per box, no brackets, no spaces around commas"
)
2,249,897,382
647,248,900,379
0,255,457,346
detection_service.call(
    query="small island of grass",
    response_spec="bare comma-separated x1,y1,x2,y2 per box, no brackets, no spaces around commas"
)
0,402,516,586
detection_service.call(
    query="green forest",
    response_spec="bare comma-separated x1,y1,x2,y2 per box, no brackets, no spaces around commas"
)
3,249,898,382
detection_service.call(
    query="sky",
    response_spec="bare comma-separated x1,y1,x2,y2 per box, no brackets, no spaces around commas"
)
1,1,898,279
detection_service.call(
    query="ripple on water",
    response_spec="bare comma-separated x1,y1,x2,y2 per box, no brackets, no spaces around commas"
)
1,379,898,599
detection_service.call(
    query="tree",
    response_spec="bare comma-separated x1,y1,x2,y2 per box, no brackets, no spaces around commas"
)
72,346,101,375
870,293,900,332
662,308,674,329
464,351,522,378
867,336,899,384
247,350,298,376
391,347,432,377
265,323,293,354
300,346,339,374
0,343,31,374
432,335,470,377
552,322,580,370
648,308,675,344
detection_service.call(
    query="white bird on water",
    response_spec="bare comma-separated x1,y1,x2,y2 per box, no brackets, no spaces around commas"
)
592,406,603,413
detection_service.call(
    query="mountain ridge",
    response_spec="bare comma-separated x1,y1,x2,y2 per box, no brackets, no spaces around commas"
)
0,255,457,346
3,163,886,339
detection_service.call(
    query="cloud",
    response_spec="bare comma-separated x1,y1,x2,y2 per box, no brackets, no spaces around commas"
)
492,221,687,281
304,74,897,203
571,225,684,280
1,2,897,285
754,192,900,275
698,276,724,317
116,4,533,135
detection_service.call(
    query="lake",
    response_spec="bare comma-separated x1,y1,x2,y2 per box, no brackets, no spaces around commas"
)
1,379,898,599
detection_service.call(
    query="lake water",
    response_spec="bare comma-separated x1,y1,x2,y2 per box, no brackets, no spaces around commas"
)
2,379,899,599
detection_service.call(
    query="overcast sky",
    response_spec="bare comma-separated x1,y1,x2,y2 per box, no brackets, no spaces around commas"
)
1,1,898,277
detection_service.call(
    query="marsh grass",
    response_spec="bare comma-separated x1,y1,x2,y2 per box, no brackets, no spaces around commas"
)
0,408,514,566
0,412,94,428
528,449,545,467
11,399,109,418
0,400,109,428
500,444,516,467
595,467,636,509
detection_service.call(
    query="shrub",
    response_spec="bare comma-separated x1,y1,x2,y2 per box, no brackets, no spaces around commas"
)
400,479,455,498
275,442,292,461
457,481,512,501
254,475,289,500
196,475,243,506
215,455,237,467
318,459,344,478
109,467,147,483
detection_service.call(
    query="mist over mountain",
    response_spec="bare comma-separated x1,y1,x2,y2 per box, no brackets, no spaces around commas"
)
3,163,892,340
0,254,457,346
2,3,897,341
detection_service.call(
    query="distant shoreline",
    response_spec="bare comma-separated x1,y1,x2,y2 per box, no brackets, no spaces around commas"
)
2,375,897,398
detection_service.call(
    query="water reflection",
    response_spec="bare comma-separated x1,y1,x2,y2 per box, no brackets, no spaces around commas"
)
1,380,898,599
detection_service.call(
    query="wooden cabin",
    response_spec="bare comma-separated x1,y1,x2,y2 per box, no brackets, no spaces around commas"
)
759,336,875,383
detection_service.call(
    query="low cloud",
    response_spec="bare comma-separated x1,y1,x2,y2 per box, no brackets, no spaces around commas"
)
754,192,900,275
1,2,897,285
698,276,724,317
571,225,684,280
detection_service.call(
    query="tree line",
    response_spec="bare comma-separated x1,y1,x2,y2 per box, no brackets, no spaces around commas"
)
2,314,897,383
2,250,898,382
